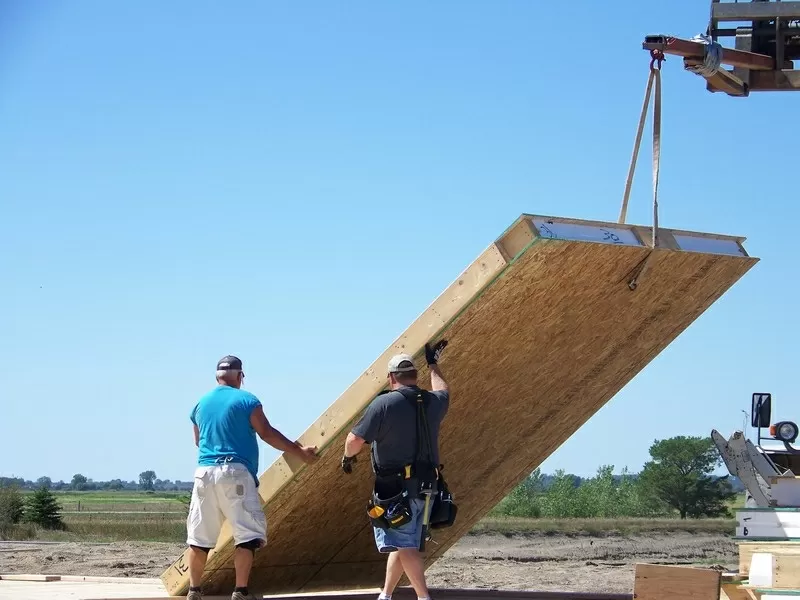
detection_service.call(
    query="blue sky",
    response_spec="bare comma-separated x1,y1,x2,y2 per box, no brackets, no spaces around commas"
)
1,1,797,485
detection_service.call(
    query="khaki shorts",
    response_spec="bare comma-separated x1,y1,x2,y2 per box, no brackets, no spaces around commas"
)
186,462,267,549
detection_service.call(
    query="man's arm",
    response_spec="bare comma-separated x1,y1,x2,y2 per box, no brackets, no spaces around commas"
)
344,432,366,458
430,363,448,392
250,405,318,465
341,400,382,474
190,405,200,447
425,340,449,392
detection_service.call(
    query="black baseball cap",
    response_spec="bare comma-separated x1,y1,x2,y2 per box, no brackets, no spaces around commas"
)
216,355,243,371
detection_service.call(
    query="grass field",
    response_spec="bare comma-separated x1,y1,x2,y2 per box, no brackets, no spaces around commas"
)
34,490,188,513
0,490,742,543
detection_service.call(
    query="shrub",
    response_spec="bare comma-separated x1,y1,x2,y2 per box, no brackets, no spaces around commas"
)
24,486,65,530
0,484,25,538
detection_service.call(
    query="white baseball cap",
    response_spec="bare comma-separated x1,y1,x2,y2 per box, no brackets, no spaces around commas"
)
387,353,416,373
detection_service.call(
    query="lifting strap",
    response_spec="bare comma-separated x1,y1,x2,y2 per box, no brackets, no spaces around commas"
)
618,49,664,290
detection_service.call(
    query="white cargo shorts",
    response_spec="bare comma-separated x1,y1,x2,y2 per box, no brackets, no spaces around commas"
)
186,461,267,549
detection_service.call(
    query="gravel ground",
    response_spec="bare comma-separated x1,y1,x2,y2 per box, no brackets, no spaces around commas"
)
0,532,738,594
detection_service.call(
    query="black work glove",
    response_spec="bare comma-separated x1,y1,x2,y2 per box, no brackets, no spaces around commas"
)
341,454,357,474
425,340,448,365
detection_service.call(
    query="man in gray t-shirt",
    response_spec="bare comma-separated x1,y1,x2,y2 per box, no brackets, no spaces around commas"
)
340,340,449,600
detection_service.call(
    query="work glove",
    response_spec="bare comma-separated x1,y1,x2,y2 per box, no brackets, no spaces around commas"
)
425,340,448,365
341,454,357,474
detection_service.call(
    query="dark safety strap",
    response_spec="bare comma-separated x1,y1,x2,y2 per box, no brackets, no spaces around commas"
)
395,387,436,471
369,387,437,476
414,390,435,468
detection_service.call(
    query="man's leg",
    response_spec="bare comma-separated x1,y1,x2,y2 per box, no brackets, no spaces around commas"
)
188,546,211,589
373,498,431,600
381,551,405,598
186,468,223,596
216,464,267,598
396,549,429,600
233,540,262,589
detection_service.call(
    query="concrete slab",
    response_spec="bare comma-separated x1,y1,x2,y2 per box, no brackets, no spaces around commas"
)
0,577,171,600
0,574,378,599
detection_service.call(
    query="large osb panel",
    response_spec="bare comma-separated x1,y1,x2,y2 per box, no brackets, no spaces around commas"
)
162,215,757,596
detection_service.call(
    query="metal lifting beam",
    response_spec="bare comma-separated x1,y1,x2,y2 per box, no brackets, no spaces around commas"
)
645,0,800,96
643,35,774,71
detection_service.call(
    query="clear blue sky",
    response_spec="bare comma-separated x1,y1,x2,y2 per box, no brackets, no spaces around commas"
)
1,1,797,485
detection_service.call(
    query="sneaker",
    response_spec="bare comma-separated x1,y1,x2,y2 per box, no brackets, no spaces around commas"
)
231,591,258,600
187,590,202,600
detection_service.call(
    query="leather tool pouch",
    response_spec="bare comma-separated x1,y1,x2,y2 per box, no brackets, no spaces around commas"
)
429,470,458,529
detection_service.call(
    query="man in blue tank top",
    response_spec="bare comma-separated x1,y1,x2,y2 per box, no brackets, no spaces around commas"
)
185,355,318,600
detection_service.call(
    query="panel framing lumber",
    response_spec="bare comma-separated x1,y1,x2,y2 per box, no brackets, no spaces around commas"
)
740,543,800,577
633,564,721,600
737,509,800,539
161,214,758,596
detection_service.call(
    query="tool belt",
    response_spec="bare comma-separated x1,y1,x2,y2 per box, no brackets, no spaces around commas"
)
428,468,458,530
366,387,458,531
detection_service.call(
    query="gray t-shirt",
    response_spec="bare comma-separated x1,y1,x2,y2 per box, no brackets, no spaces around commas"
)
351,385,449,471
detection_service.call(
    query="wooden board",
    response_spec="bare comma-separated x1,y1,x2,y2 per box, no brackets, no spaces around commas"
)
740,543,800,577
0,573,61,581
721,582,754,600
161,214,757,596
738,510,800,540
633,563,721,600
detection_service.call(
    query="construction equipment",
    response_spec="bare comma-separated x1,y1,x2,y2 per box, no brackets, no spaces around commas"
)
714,395,800,595
642,0,800,96
712,393,800,511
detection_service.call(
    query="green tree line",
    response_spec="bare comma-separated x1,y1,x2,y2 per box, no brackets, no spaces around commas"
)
491,435,738,520
1,434,739,541
0,471,193,493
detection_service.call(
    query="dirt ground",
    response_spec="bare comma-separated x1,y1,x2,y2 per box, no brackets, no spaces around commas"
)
0,532,738,594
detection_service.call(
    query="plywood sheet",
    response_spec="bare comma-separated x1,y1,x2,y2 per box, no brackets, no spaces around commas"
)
633,563,721,600
161,214,757,596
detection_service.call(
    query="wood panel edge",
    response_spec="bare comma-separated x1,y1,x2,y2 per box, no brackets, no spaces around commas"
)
519,213,751,249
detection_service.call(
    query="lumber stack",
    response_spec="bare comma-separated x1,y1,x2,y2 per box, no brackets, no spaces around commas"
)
734,509,800,599
161,213,758,597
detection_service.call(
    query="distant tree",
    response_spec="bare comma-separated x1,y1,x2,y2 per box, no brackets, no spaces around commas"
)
492,468,544,517
637,435,736,519
139,470,157,491
70,474,88,491
107,479,124,491
24,486,65,530
36,477,52,490
0,483,25,529
540,470,583,517
0,477,24,488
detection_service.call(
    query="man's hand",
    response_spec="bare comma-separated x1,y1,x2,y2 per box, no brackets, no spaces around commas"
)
425,339,448,365
297,444,319,465
341,454,357,474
